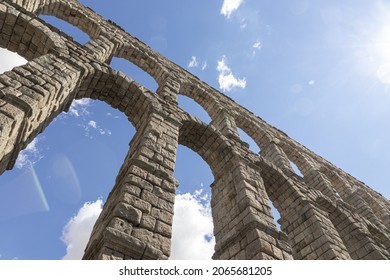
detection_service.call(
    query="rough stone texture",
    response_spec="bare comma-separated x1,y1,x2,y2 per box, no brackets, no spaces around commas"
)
1,0,389,260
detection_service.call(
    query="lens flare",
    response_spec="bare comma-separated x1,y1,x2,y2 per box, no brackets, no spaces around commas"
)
30,166,50,212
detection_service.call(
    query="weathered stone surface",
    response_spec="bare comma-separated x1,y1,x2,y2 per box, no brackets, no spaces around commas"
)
1,0,389,261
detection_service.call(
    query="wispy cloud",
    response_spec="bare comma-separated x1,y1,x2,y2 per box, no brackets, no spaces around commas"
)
252,40,262,56
61,199,103,260
170,188,215,259
67,99,91,118
15,137,44,169
240,19,247,30
201,61,208,71
188,56,208,71
217,56,246,92
188,56,199,68
221,0,244,19
83,120,112,137
60,99,112,138
253,40,262,50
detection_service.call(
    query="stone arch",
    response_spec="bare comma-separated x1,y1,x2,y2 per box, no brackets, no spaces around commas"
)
0,1,68,60
178,82,219,124
257,159,352,259
314,194,390,259
114,42,168,88
321,166,390,230
178,118,293,259
0,50,91,175
234,113,271,151
279,141,338,200
34,0,117,62
35,1,101,40
76,63,157,130
7,0,57,14
178,115,233,179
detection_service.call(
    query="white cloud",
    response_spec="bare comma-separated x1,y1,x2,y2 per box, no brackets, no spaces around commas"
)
84,119,112,137
308,80,315,85
201,61,208,71
253,40,262,50
188,56,199,68
88,120,97,129
252,40,262,56
0,49,27,73
61,199,103,260
15,137,44,169
67,99,91,118
170,189,215,260
188,56,208,71
61,190,214,260
221,0,244,18
217,56,246,92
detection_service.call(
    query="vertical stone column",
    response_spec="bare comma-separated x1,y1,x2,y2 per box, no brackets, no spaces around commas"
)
325,170,389,230
210,107,240,141
260,138,294,172
83,111,180,260
258,161,351,259
315,198,390,260
283,200,351,259
85,35,116,63
304,169,338,200
0,53,86,174
156,75,180,103
212,158,292,260
293,156,338,200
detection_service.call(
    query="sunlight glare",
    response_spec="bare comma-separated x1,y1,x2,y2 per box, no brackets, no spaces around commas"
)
373,6,390,84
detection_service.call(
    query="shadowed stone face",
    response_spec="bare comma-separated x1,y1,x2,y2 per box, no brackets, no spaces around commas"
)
0,0,389,260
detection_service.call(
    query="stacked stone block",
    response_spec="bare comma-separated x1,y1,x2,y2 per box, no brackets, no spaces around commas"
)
0,0,389,259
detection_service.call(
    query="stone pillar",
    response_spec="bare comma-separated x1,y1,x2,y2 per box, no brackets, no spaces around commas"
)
83,112,180,260
261,138,294,172
315,196,390,259
212,158,292,260
325,170,389,230
0,53,87,174
156,75,180,103
283,200,351,259
210,107,240,141
304,169,338,200
258,161,351,259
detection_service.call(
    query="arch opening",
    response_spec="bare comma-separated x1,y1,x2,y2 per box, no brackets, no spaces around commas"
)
39,15,90,45
268,198,282,230
289,160,304,177
37,2,101,40
171,145,215,259
237,127,261,154
177,94,212,124
0,48,27,73
0,98,136,259
110,57,159,93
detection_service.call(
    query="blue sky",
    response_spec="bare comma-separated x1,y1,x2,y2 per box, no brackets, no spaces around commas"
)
0,0,390,260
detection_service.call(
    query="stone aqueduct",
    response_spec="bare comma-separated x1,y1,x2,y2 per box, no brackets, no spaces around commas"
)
0,0,389,260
